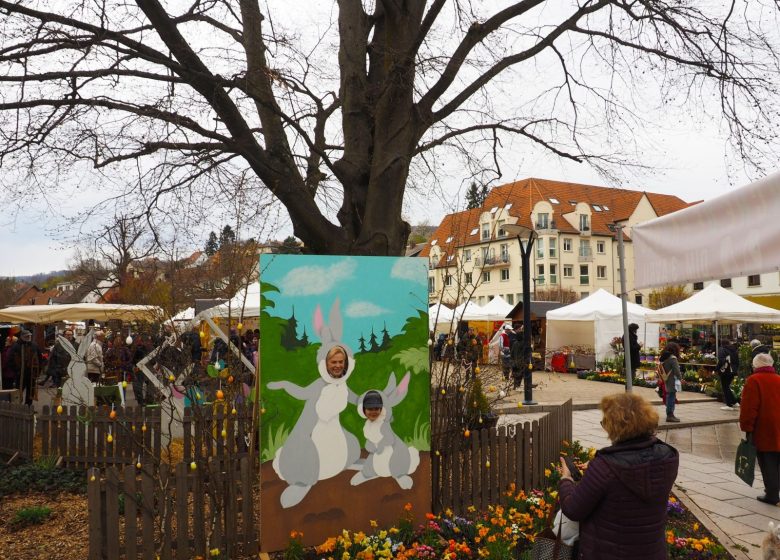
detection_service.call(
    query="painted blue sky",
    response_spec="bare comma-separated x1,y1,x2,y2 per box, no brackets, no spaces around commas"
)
259,255,428,351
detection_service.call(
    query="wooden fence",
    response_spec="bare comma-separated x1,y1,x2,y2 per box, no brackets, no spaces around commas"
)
0,401,34,459
38,405,162,469
181,401,255,464
88,456,257,560
432,399,573,514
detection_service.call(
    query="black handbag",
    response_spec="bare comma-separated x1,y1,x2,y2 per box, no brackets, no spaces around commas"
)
735,433,757,487
530,499,574,560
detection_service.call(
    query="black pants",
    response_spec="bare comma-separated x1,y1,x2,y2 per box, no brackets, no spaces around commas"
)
719,372,737,407
757,451,780,501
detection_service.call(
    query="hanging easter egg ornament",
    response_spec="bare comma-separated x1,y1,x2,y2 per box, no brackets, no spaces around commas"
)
190,462,197,471
56,405,63,415
464,429,471,438
107,433,114,443
216,389,225,400
199,330,206,338
237,323,243,331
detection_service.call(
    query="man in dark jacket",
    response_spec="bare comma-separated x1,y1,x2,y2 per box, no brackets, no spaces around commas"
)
45,329,75,388
622,323,641,378
717,340,740,410
9,330,43,405
559,393,679,560
510,324,528,390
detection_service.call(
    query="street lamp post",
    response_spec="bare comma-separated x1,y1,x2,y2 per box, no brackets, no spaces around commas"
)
504,223,538,405
609,222,633,392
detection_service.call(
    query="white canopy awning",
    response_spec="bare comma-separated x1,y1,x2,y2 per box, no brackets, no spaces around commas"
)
197,283,260,319
546,289,660,360
479,296,514,321
644,283,780,324
452,300,489,322
171,307,195,322
428,303,454,329
633,172,780,289
0,303,162,324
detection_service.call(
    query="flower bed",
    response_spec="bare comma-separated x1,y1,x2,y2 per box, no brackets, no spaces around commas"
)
284,442,731,560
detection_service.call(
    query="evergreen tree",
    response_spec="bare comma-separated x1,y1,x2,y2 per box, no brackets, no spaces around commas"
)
219,224,236,248
380,322,391,351
277,236,302,254
204,231,219,256
280,307,302,350
300,326,309,347
465,182,488,209
368,328,380,353
358,334,366,353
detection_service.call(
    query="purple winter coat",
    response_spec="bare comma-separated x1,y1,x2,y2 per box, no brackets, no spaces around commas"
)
558,436,679,559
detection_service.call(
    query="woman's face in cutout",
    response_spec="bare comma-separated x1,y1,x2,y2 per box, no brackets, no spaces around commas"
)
364,407,382,421
326,350,346,378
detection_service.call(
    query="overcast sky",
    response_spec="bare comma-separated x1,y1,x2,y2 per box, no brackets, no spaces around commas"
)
0,0,773,278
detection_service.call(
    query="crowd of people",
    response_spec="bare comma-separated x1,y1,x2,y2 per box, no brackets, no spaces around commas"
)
0,322,260,407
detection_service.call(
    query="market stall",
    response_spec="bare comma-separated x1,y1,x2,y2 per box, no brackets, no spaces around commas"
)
545,289,660,363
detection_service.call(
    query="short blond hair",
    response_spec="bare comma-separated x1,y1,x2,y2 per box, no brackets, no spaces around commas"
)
600,393,658,443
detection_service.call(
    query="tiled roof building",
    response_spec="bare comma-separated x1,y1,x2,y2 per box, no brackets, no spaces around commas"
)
422,178,696,307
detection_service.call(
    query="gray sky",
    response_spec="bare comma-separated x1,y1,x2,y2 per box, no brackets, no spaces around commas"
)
0,0,773,277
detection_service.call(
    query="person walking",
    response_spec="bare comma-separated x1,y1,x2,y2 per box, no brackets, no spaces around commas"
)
739,352,780,505
717,339,740,411
1,336,18,389
622,323,641,378
45,329,75,388
498,324,513,380
660,342,682,422
510,324,528,390
558,392,679,559
86,330,106,383
9,330,43,405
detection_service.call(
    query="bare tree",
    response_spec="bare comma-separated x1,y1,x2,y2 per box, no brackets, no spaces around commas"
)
0,1,778,256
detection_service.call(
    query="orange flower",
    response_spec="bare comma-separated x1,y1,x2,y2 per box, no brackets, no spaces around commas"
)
404,503,413,512
425,513,436,520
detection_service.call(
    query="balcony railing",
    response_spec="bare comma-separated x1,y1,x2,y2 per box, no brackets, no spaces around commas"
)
535,219,558,233
578,248,593,262
474,255,511,268
579,225,591,236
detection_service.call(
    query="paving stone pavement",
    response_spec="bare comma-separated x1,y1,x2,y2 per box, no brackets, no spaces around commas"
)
496,375,773,560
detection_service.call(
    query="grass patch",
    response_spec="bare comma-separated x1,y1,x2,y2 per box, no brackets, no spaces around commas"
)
10,505,52,529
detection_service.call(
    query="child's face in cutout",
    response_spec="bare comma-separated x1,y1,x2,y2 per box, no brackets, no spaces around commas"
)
326,351,346,378
364,407,382,421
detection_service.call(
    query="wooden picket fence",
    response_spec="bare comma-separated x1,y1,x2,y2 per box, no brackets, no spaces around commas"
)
0,401,34,459
87,456,257,560
432,399,573,514
38,405,162,469
181,401,255,464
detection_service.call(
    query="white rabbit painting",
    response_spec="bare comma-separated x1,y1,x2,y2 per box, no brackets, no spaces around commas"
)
259,254,430,551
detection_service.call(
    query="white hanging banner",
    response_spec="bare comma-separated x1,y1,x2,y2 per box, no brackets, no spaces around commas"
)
632,172,780,289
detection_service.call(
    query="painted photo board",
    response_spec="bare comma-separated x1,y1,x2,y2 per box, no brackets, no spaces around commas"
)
259,255,431,551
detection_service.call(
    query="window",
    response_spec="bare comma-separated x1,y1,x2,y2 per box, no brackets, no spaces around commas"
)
581,291,589,298
549,238,557,258
536,238,544,259
549,264,558,284
549,198,560,204
580,265,589,285
579,240,592,258
497,220,506,237
537,213,549,229
579,214,590,231
537,264,545,285
478,296,486,306
500,268,510,281
720,278,732,288
482,271,491,283
596,241,605,254
444,274,453,286
500,243,509,262
748,274,761,287
506,294,514,305
597,265,607,279
464,249,472,262
481,247,489,262
465,272,473,285
635,294,643,305
563,265,574,278
592,204,602,212
693,282,704,290
445,236,453,243
428,277,435,293
563,238,572,252
481,223,490,240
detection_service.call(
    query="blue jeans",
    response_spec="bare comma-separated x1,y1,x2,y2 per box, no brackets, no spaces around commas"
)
666,387,677,418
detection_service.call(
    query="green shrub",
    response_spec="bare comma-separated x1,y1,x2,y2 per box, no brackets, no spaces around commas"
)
11,505,52,528
0,462,87,497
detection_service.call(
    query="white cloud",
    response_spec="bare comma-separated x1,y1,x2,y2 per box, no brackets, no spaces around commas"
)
280,258,357,296
391,258,426,282
345,301,390,318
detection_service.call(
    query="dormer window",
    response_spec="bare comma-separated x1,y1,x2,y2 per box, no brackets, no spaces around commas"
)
579,214,590,231
481,223,490,240
537,213,549,229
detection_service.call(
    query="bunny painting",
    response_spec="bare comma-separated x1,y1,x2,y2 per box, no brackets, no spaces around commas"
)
352,372,420,489
260,254,430,552
267,299,361,508
60,329,95,407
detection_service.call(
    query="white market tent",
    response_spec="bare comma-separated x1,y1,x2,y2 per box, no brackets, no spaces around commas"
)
428,303,454,330
633,172,780,289
197,282,261,319
644,283,780,325
546,289,660,361
451,300,489,321
479,296,514,321
0,303,162,323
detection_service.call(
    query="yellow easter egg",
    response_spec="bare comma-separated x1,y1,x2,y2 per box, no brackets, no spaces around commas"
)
190,462,197,471
231,408,237,415
464,429,471,438
107,434,113,443
221,429,227,438
56,405,63,414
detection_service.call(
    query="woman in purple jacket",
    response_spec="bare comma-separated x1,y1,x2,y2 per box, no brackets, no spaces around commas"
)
558,393,679,559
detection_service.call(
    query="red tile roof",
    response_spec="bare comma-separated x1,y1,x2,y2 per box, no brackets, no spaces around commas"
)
421,178,693,263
